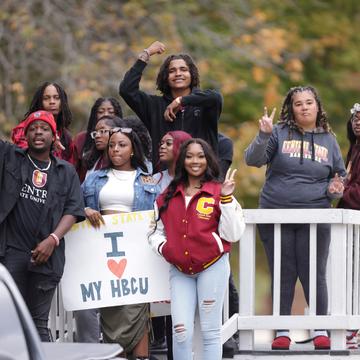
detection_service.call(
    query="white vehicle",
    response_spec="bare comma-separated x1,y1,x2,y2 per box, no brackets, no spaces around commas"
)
0,264,123,360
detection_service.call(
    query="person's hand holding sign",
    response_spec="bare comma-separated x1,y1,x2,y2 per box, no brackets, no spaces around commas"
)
85,207,105,229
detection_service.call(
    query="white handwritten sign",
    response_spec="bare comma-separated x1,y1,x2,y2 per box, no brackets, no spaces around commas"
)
61,210,170,311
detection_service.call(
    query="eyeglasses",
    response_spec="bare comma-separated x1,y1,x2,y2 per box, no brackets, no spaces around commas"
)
159,140,174,147
90,129,110,139
109,127,132,136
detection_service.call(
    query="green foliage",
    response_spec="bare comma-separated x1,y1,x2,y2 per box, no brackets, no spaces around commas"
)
1,0,359,161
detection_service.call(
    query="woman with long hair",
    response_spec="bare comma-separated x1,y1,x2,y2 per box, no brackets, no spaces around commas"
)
74,97,123,182
149,138,245,359
151,130,191,358
154,130,192,192
12,81,75,163
82,125,159,359
73,115,121,343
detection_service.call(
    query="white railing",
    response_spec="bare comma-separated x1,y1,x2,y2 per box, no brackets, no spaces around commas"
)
50,208,360,353
48,286,75,342
223,208,360,351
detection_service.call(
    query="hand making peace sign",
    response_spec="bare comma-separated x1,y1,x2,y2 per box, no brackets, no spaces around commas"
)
221,168,237,196
259,106,276,134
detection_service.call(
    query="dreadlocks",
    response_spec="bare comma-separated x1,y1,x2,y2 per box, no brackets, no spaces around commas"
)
24,82,73,159
278,86,332,136
24,82,72,129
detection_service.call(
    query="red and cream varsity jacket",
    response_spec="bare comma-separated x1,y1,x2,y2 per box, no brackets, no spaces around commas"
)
148,181,245,274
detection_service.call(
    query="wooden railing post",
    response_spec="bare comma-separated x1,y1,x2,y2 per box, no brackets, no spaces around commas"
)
238,223,256,350
329,222,347,350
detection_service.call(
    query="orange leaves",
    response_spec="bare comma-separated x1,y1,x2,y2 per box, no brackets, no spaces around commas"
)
222,78,247,95
285,58,304,82
245,10,268,28
122,2,148,19
10,82,24,93
10,82,26,105
252,27,288,64
264,76,281,107
197,60,210,75
252,66,265,83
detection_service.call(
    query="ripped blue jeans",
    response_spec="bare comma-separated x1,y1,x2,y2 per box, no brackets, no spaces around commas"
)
170,254,230,360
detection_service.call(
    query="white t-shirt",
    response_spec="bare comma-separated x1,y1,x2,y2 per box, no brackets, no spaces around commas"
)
99,169,136,212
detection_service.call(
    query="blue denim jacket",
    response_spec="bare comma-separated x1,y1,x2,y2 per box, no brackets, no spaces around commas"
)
82,167,159,212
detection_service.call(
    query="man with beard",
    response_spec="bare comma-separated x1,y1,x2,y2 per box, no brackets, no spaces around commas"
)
0,110,84,341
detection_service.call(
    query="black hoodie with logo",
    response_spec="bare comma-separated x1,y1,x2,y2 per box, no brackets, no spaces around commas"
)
119,59,222,165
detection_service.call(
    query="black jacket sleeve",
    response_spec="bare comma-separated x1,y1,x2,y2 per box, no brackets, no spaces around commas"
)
119,59,153,128
181,89,223,109
182,89,223,127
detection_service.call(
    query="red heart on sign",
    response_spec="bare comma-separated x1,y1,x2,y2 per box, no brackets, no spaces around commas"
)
107,258,127,278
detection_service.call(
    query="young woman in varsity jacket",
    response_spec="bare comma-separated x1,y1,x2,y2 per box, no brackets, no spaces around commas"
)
148,138,245,360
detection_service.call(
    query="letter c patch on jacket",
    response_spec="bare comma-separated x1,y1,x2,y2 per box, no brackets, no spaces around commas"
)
196,197,215,219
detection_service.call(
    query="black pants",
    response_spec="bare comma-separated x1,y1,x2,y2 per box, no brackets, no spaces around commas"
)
258,223,330,316
1,247,59,341
228,272,239,318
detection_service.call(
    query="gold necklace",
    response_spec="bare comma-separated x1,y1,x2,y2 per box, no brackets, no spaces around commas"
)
27,153,51,171
185,185,201,196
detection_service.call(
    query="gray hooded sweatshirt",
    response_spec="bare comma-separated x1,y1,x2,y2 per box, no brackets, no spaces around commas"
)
245,124,346,209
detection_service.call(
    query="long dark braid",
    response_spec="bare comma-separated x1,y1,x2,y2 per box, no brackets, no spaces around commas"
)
278,86,332,138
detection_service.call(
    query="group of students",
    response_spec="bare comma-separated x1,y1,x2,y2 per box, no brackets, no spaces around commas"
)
0,40,244,360
1,38,360,360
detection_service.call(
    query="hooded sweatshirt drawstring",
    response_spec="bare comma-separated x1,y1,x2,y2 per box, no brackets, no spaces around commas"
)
311,132,315,161
300,132,315,164
300,134,304,164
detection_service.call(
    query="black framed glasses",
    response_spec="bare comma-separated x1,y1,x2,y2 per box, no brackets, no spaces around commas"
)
90,129,110,139
109,127,132,136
